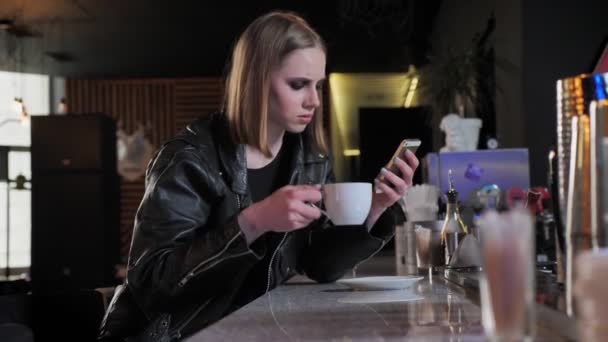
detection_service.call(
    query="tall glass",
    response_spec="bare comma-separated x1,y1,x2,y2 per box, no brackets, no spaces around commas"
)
478,209,536,341
574,249,608,341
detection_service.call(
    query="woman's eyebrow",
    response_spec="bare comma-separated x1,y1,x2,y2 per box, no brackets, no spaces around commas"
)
286,77,326,82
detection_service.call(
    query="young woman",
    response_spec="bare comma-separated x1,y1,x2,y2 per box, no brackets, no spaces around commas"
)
99,11,419,341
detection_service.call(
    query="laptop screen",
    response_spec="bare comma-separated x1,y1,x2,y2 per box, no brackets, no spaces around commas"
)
425,149,531,206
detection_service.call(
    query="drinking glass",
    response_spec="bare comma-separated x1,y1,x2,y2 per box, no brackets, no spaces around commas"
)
478,209,536,341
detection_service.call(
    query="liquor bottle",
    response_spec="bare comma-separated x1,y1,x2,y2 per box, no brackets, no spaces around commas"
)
441,169,469,265
472,184,502,239
524,189,542,216
526,188,557,265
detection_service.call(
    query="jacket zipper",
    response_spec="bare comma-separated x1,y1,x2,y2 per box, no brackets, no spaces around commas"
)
264,159,324,291
178,194,247,288
265,232,289,293
178,232,243,287
170,298,212,340
289,169,299,185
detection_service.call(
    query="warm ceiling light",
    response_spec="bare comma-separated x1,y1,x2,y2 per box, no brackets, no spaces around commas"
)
12,97,29,126
20,110,29,127
343,149,361,157
403,77,419,107
13,97,23,113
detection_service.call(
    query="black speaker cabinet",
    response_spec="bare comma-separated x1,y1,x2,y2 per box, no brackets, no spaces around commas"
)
31,114,117,172
30,114,120,293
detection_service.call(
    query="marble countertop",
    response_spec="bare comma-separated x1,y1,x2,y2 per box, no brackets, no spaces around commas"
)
186,256,574,341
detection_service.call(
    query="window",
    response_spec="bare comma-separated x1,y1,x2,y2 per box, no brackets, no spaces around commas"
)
0,71,56,275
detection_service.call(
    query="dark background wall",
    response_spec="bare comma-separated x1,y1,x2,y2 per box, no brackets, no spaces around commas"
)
428,0,503,152
431,0,607,186
2,0,608,186
0,0,441,77
522,0,608,185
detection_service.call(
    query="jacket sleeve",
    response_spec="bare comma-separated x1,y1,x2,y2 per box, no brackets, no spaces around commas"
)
127,142,265,313
298,158,405,283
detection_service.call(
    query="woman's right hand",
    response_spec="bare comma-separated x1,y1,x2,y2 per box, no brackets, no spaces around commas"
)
238,185,322,244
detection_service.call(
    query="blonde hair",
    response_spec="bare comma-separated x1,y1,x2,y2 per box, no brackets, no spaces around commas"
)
224,11,328,157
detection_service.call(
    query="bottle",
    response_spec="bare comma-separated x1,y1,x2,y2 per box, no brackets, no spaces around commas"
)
441,169,469,265
472,184,502,239
524,189,542,216
526,188,557,266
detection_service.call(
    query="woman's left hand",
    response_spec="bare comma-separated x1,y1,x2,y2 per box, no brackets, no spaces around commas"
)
365,149,419,228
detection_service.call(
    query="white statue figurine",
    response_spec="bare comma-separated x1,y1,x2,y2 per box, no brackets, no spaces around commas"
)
439,113,482,152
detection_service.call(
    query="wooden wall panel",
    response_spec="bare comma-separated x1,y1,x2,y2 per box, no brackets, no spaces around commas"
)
66,78,222,261
174,78,224,131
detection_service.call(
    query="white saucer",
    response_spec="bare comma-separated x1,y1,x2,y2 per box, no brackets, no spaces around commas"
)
337,276,424,291
338,290,424,304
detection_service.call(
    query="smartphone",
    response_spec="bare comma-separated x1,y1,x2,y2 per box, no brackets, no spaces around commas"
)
383,139,421,179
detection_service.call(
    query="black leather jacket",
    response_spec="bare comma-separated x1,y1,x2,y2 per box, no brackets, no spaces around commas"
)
99,113,402,341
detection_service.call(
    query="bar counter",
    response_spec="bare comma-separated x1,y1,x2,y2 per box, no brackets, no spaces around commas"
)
186,256,576,341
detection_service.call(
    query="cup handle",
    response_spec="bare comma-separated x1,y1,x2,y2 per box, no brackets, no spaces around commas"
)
307,182,331,224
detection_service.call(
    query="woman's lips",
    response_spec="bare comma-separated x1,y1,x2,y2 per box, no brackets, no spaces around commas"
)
297,114,313,123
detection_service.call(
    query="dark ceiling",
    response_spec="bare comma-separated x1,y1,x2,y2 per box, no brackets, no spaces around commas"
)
0,0,441,78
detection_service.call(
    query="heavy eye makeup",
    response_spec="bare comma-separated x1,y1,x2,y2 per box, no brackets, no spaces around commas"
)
288,78,325,91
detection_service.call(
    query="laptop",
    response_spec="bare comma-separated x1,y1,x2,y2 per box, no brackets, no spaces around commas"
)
425,149,530,205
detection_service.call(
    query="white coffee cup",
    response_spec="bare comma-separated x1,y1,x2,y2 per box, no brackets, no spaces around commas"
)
322,182,372,225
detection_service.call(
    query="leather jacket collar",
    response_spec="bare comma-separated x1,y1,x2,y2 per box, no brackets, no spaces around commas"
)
182,113,322,195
